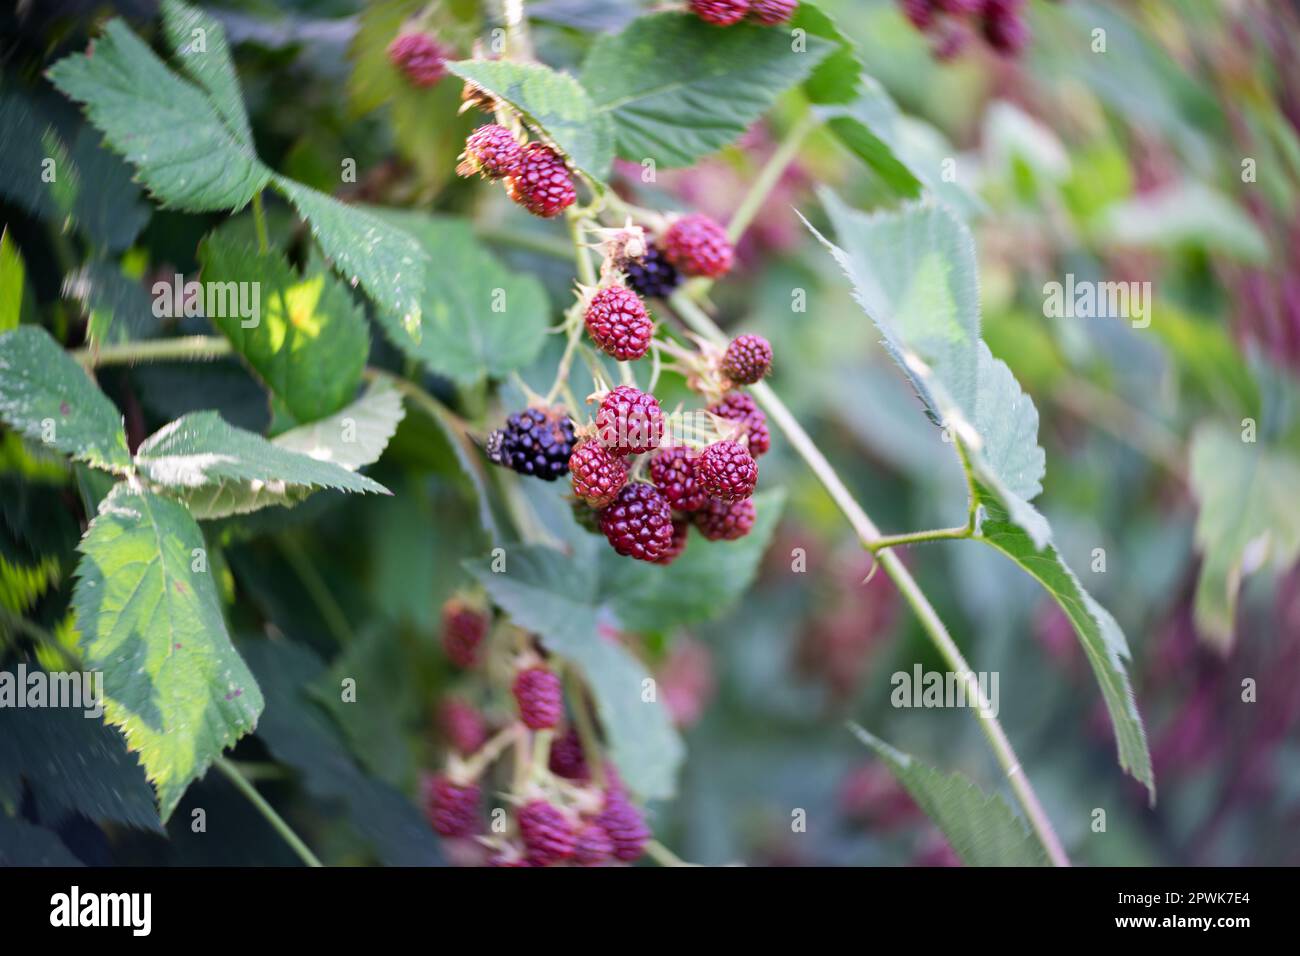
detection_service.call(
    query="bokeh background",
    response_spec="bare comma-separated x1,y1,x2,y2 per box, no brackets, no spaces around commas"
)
2,0,1298,866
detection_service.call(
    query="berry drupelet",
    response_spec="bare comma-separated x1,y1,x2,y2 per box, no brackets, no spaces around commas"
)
486,408,576,481
648,446,708,512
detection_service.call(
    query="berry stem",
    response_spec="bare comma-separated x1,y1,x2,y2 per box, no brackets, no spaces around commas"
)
725,111,818,244
544,211,595,404
645,839,699,867
214,757,323,867
74,334,233,367
865,524,974,553
462,723,524,779
669,291,1071,868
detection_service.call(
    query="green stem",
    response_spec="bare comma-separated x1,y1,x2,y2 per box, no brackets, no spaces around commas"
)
645,839,699,867
544,211,594,405
252,192,270,254
866,524,974,554
726,112,817,244
214,757,323,867
276,534,354,647
669,291,1070,868
75,335,232,367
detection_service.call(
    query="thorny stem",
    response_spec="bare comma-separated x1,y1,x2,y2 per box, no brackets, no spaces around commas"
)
214,757,323,867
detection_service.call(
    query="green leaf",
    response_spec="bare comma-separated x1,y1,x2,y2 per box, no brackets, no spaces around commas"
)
160,0,255,148
602,489,785,631
465,544,684,800
1189,424,1300,650
447,59,614,182
975,489,1154,801
71,485,264,820
808,194,1153,798
198,231,369,423
849,725,1049,866
139,411,390,504
0,229,30,332
47,19,270,212
791,2,861,106
580,12,834,168
272,177,428,336
368,213,550,385
0,818,82,866
0,326,131,471
273,373,406,471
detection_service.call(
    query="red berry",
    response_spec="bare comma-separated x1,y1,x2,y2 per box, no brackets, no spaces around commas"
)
649,446,707,512
584,285,654,361
663,213,734,278
595,385,664,456
387,32,450,87
709,392,770,456
694,440,758,501
934,0,981,12
458,123,522,179
424,773,481,837
548,728,590,781
597,789,651,862
506,143,576,218
750,0,798,25
598,483,675,562
692,497,756,541
982,0,1028,56
573,822,615,866
518,799,576,866
721,334,773,385
441,599,488,668
569,440,628,508
899,0,935,29
512,666,562,730
439,697,489,755
655,517,690,566
689,0,750,26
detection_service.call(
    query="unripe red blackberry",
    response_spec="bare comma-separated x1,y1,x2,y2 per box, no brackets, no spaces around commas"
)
721,334,773,385
596,789,651,862
506,143,576,218
584,285,654,361
441,598,488,668
548,727,590,781
458,123,522,179
648,446,707,512
598,482,675,562
692,497,757,541
709,391,770,456
899,0,935,29
518,799,576,866
694,440,758,501
569,440,628,508
595,385,664,456
512,665,562,730
750,0,798,25
689,0,750,26
439,697,489,755
424,773,481,837
387,32,450,87
663,213,734,278
655,518,690,566
573,822,615,866
981,0,1029,56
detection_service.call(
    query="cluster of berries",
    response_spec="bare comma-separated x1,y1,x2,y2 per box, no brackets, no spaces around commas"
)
387,31,452,87
427,606,653,866
457,121,577,218
688,0,799,28
898,0,1029,59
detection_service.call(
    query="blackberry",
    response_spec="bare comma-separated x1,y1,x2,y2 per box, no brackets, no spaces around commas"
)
597,789,651,862
598,483,675,562
548,727,590,781
710,392,771,457
387,32,450,87
512,665,563,730
623,245,682,300
573,822,615,866
424,773,481,838
441,598,488,668
595,386,664,456
750,0,798,25
694,440,758,501
584,285,654,361
689,0,751,26
692,497,757,541
664,212,734,279
648,446,707,512
721,334,773,385
458,123,522,179
486,408,576,481
982,0,1029,56
439,697,489,755
518,799,576,866
655,518,691,566
506,143,576,218
569,440,628,508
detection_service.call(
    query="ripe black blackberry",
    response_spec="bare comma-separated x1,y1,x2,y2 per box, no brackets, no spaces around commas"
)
486,408,576,481
623,245,682,300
